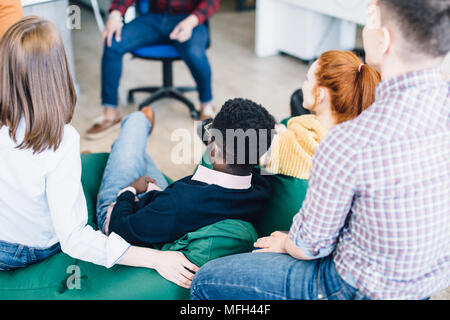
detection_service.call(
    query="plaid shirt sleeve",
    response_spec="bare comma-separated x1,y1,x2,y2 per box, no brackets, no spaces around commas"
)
192,0,220,24
109,0,135,16
288,125,359,258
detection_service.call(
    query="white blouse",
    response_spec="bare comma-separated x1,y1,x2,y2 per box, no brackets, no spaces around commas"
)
0,119,130,268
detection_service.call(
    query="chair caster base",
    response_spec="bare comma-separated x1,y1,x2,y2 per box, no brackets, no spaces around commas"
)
127,93,135,105
131,86,199,120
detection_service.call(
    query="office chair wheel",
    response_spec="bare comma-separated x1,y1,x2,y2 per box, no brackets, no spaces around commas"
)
190,109,200,120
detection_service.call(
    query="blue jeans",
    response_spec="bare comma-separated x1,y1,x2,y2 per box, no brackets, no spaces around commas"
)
0,240,61,271
96,111,169,232
102,13,212,107
191,252,369,300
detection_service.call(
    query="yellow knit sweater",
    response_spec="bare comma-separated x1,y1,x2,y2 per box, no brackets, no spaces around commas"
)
263,115,328,179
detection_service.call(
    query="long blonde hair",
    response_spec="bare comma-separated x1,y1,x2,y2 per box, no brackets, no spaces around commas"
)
0,16,76,153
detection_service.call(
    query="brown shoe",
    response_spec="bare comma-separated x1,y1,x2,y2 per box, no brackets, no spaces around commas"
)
140,106,155,134
85,116,122,140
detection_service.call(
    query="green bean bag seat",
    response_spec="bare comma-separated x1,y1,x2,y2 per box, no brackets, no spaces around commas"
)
253,174,308,237
0,153,258,300
255,116,309,236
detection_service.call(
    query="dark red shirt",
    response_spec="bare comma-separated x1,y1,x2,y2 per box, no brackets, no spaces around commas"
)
110,0,220,24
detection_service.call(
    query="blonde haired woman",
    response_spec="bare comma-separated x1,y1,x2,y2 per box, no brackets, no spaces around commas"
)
0,17,198,289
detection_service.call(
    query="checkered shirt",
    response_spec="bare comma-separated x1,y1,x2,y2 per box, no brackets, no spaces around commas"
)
288,68,450,300
110,0,220,24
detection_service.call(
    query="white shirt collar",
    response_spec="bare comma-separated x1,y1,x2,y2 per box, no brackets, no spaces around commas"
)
191,165,252,190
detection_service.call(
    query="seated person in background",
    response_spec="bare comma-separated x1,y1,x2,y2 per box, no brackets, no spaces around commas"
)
262,50,381,179
97,98,276,249
0,0,23,38
85,0,220,139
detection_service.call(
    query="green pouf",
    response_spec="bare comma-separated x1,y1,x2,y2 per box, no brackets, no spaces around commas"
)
256,116,309,236
254,174,308,237
0,153,258,300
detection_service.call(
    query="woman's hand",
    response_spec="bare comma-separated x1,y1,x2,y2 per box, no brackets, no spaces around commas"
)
253,231,288,253
117,247,199,289
102,10,123,47
152,251,199,289
130,176,157,194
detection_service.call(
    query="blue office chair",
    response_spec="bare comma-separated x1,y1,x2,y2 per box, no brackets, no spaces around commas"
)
127,0,210,119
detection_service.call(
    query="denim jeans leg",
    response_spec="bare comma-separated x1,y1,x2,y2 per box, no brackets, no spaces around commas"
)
144,153,169,191
0,240,61,271
191,252,316,300
171,23,213,104
317,254,359,300
101,14,165,107
0,241,24,270
191,252,360,300
96,111,166,231
32,243,61,262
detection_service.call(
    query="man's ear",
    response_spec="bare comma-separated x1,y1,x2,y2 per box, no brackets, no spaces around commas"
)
208,141,216,162
209,142,224,165
380,26,392,55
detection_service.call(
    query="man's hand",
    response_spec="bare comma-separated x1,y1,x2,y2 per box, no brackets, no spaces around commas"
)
130,176,158,194
169,14,199,43
102,10,123,47
152,251,199,289
253,231,288,253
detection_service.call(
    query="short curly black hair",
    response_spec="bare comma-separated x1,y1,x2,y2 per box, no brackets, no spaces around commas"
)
210,98,276,173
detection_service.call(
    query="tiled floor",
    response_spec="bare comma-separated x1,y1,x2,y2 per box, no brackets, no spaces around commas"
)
70,1,449,300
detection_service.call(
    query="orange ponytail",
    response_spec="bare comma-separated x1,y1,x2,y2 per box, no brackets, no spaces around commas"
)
314,51,381,124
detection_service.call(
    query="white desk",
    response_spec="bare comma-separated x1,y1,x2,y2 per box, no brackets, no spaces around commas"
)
22,0,54,6
278,0,369,25
255,0,371,61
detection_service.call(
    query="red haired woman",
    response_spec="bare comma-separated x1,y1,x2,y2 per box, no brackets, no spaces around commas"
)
262,50,381,179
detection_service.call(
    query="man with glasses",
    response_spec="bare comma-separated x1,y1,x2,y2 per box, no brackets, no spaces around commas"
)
191,0,450,300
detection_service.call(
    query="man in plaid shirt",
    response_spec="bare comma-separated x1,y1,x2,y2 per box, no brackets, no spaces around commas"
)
85,0,220,139
191,0,449,300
